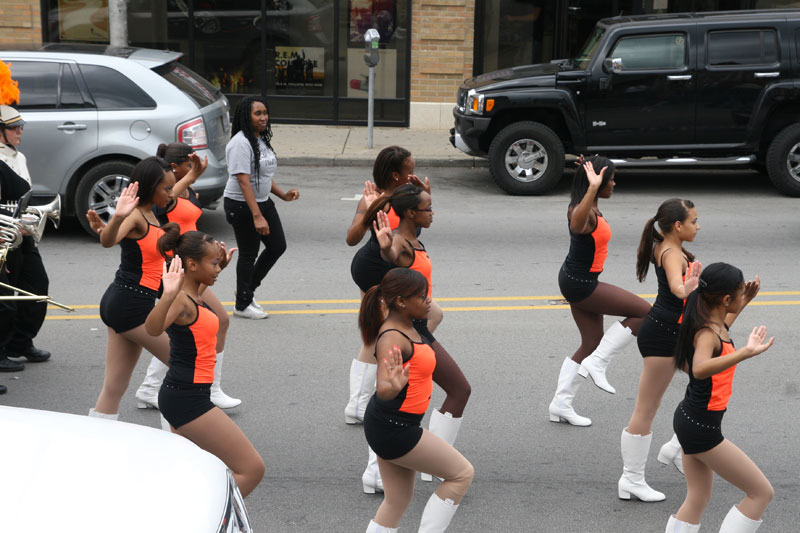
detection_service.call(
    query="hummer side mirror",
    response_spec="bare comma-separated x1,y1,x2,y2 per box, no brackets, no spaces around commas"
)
603,57,623,74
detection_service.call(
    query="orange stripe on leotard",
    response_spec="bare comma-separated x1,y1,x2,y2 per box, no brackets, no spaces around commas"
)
589,215,611,273
707,340,736,411
166,196,202,233
386,206,401,230
399,340,437,415
408,242,433,297
189,303,219,383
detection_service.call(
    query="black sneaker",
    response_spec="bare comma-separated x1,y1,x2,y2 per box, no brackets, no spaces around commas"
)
6,345,51,363
0,384,6,394
0,355,24,372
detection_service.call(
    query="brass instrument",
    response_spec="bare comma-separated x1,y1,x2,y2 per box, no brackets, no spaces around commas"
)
0,196,73,312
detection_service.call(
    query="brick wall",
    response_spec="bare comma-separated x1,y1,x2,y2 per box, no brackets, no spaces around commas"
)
410,0,474,104
0,2,41,47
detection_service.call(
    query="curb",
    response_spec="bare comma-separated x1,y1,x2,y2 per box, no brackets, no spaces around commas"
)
280,156,489,168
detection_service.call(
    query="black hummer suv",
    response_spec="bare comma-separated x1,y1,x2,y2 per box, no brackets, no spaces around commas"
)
451,10,800,196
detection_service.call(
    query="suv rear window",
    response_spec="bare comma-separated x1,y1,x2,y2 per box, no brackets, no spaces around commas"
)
708,30,778,66
153,62,220,108
79,64,157,109
8,61,59,109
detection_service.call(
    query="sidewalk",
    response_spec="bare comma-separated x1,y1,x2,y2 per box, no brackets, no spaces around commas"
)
271,125,488,167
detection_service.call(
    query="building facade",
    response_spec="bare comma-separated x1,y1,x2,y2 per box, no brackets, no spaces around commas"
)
1,1,798,128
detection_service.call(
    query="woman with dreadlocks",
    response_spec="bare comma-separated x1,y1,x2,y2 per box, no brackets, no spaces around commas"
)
223,97,299,319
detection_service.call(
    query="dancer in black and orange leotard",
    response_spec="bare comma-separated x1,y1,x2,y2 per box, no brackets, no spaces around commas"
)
360,268,473,532
616,199,702,503
145,228,263,498
548,157,651,427
85,157,176,420
665,263,774,532
345,146,433,429
135,142,240,412
368,184,470,485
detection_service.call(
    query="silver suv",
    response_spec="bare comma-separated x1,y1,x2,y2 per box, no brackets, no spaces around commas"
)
0,44,230,235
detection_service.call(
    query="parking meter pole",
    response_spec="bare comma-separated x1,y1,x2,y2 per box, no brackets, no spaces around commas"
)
368,66,375,149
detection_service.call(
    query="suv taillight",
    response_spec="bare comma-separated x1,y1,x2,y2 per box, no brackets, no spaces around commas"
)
177,117,208,149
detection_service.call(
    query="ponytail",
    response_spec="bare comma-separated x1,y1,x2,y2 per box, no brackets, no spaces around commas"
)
674,262,743,370
636,217,660,282
361,184,425,229
158,223,216,263
359,285,384,345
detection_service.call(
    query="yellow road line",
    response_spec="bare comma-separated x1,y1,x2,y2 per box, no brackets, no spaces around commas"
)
45,299,800,320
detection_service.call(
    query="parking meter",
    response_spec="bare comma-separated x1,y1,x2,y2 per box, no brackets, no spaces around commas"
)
364,29,380,67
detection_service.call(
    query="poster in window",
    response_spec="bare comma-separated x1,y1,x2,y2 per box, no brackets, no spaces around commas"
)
349,0,396,44
58,0,109,42
346,48,397,99
274,46,325,94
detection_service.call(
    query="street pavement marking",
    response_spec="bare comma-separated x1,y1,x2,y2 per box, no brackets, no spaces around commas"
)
44,294,800,320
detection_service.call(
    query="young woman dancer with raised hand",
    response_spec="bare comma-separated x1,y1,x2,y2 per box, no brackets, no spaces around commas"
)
369,184,470,485
135,142,241,411
548,158,651,426
360,268,473,532
665,263,774,533
223,96,299,319
345,146,432,426
146,227,264,497
86,157,175,419
617,199,701,502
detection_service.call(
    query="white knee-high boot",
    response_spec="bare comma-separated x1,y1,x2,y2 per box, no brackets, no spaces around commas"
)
366,520,398,533
578,321,635,394
666,515,700,532
548,357,592,426
362,445,384,494
619,429,665,502
345,359,377,424
658,432,685,475
719,505,762,533
210,351,241,409
418,493,459,532
88,408,119,421
135,356,167,409
421,409,463,482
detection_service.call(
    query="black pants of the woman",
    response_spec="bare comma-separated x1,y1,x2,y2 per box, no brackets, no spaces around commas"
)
4,236,49,349
224,197,287,310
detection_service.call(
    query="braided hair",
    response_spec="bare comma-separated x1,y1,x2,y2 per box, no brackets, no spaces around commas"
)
231,96,274,192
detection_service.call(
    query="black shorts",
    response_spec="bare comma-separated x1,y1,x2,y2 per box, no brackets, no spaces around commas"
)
363,396,424,460
351,240,394,293
159,381,215,429
558,266,599,304
99,281,158,334
673,401,725,455
637,313,679,357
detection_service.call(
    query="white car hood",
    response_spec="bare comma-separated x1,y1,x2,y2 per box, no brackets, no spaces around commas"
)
0,406,227,532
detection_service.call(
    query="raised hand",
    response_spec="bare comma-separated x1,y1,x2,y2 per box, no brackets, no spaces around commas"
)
745,325,774,358
373,209,393,250
188,152,208,176
384,344,409,392
282,188,300,202
743,274,761,303
161,256,184,297
408,174,431,194
684,261,702,294
583,160,606,189
86,209,106,235
217,241,237,270
362,181,380,207
114,182,140,219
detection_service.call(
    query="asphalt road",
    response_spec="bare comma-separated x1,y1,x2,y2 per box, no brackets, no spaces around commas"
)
2,165,799,532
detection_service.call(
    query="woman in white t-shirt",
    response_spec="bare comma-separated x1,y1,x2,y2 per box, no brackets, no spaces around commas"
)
223,97,299,319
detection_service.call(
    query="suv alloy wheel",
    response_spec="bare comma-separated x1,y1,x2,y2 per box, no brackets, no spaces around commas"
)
488,121,565,195
766,123,800,197
75,160,136,236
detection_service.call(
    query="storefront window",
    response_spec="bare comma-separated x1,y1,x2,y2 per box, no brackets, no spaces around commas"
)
478,0,556,73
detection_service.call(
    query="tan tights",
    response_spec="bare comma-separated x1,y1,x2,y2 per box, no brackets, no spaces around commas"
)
675,439,773,524
373,430,473,528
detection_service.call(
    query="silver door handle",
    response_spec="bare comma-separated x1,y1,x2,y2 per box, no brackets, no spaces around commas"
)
754,72,779,78
57,123,87,131
667,75,692,81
